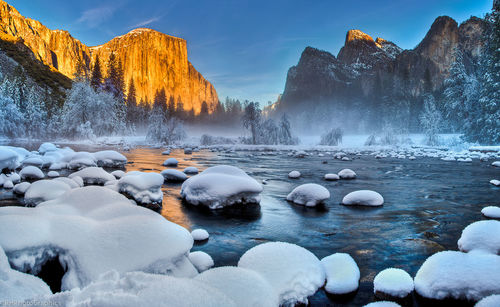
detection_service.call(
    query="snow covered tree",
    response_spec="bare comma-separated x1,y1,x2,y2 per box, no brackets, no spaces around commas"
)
146,107,186,145
90,56,103,90
242,101,261,144
320,127,343,146
278,113,297,145
420,94,442,146
126,79,137,125
23,87,47,139
257,119,280,144
0,80,24,138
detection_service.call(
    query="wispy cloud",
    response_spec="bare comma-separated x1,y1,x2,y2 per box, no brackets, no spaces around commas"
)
77,6,117,28
130,16,161,29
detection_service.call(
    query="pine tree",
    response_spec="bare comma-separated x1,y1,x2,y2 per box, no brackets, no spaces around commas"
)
420,94,442,146
126,79,137,125
90,56,103,90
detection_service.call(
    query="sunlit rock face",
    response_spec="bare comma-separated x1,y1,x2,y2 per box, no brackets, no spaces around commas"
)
90,28,218,113
0,0,218,112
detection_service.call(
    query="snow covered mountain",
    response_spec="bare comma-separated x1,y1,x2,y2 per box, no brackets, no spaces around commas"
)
0,0,218,112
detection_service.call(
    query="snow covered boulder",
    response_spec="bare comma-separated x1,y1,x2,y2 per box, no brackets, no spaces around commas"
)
38,142,58,154
93,150,127,167
163,158,179,167
13,182,30,195
286,183,330,207
321,253,360,295
342,190,384,207
161,169,188,182
189,251,214,272
0,147,19,171
39,271,236,307
19,166,44,181
338,168,356,179
0,186,197,291
457,220,500,254
238,242,325,306
69,167,115,185
2,179,13,189
118,171,164,205
181,165,263,209
162,150,171,155
67,152,97,169
183,166,199,174
481,206,500,219
288,170,301,179
47,170,59,178
24,180,72,206
191,228,209,241
324,173,340,181
0,245,51,301
414,250,500,301
195,266,278,307
373,268,414,299
21,157,44,168
476,294,500,307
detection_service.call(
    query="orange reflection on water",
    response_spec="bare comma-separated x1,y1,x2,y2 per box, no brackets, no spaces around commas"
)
121,147,214,229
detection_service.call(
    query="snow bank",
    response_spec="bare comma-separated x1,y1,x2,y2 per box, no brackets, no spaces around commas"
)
163,158,179,166
338,168,356,179
92,150,127,167
39,270,236,307
342,190,384,207
288,170,301,179
24,179,72,206
69,167,115,185
189,251,214,272
118,171,164,204
476,294,500,307
321,253,360,294
481,206,500,219
0,186,197,290
181,165,263,209
373,268,414,298
0,245,51,301
161,169,188,182
414,250,500,301
238,242,325,306
457,220,500,254
286,183,330,207
191,228,209,241
19,166,44,180
195,266,278,307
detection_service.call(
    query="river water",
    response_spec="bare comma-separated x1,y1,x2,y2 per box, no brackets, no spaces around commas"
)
1,144,499,306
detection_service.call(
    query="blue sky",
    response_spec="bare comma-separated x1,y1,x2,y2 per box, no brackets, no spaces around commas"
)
8,0,493,103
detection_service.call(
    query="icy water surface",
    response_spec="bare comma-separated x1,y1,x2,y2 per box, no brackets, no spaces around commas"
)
1,144,499,306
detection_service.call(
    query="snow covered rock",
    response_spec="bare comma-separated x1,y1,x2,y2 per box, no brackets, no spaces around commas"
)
69,167,115,185
67,152,97,169
286,183,330,207
19,166,44,180
490,179,500,186
195,266,278,307
414,250,500,301
53,177,81,189
39,271,235,307
163,158,179,167
111,170,125,179
118,171,164,205
47,170,59,178
0,245,51,301
0,186,197,290
24,180,72,206
324,173,340,181
184,166,199,174
93,150,127,167
21,157,44,168
342,190,384,207
238,242,325,306
288,170,301,179
492,161,500,167
457,220,500,254
0,148,20,172
363,302,401,307
373,268,414,298
481,206,500,219
189,251,214,272
2,179,13,189
184,147,193,154
338,168,356,179
191,228,209,241
13,182,30,195
161,169,188,182
181,165,263,209
476,294,500,307
321,253,360,294
38,142,58,154
162,150,171,155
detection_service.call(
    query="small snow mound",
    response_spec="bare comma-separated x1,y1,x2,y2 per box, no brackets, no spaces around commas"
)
238,241,325,306
13,182,30,195
21,157,44,168
19,166,44,180
118,171,164,204
38,142,58,154
374,268,414,298
47,171,59,178
286,183,330,207
189,251,214,272
3,180,13,189
342,190,384,207
111,170,125,179
476,294,500,307
161,169,188,182
191,228,209,241
288,170,301,178
338,168,356,179
457,220,500,254
69,167,115,185
321,253,360,294
324,173,340,181
490,179,500,186
481,206,500,219
183,166,199,174
195,266,278,307
163,158,179,166
492,161,500,167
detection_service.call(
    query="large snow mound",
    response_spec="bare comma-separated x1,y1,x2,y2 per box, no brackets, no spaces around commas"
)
69,167,115,185
286,183,330,207
342,190,384,207
457,220,500,254
321,253,360,294
117,171,164,204
238,242,325,306
181,165,263,209
39,270,236,307
414,250,500,301
0,245,51,301
0,186,196,290
195,266,279,307
373,268,414,298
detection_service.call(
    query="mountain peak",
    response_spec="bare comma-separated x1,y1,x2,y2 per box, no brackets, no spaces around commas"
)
345,29,376,45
